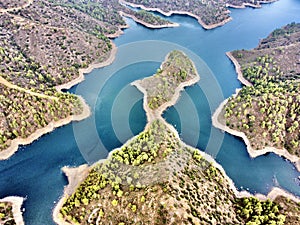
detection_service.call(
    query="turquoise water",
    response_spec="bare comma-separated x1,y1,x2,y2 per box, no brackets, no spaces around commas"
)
0,0,300,224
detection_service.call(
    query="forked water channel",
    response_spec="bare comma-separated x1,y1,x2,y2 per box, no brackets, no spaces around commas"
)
0,0,300,224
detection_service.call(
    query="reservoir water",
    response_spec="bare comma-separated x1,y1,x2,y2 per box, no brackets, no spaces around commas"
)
0,0,300,224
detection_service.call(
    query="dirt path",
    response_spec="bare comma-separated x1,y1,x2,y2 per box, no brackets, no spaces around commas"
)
0,76,58,101
0,0,33,13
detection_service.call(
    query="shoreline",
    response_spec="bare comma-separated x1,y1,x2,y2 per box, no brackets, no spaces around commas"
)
226,0,278,9
132,75,201,125
131,80,155,123
1,40,119,160
226,52,252,86
119,11,179,29
209,142,300,203
2,15,127,224
0,96,91,160
0,196,25,225
154,74,200,115
214,51,300,171
53,128,154,225
53,165,90,225
119,0,233,30
106,23,129,39
54,116,300,224
55,43,118,91
132,51,201,124
53,53,300,223
212,90,300,172
162,113,300,203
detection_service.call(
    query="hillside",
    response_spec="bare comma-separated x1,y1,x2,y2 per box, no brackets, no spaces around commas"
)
56,50,299,225
0,0,176,158
219,23,300,161
121,0,277,29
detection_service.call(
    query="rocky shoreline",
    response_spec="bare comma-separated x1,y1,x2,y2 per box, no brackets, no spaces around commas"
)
119,0,233,30
212,52,300,172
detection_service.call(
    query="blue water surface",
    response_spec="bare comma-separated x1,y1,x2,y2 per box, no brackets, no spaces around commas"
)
0,0,300,224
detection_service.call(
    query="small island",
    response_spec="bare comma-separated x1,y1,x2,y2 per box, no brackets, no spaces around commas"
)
54,50,300,225
213,23,300,171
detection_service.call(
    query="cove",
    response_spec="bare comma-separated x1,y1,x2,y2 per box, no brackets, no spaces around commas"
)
0,0,299,224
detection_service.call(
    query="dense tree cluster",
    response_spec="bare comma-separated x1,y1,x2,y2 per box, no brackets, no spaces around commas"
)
60,119,241,224
274,196,300,225
59,119,294,225
60,120,184,224
235,197,285,225
224,23,300,156
0,84,82,151
112,120,179,166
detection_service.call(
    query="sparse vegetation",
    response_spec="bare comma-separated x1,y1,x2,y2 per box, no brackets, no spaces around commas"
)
275,196,300,225
131,10,173,26
2,2,299,225
0,0,176,154
0,0,28,9
139,50,198,110
122,0,276,28
60,119,241,224
59,50,300,224
60,118,298,224
0,84,82,151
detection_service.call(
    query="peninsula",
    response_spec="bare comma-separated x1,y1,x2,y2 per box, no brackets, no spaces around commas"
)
0,0,178,160
0,0,282,159
1,1,298,224
213,22,300,171
54,50,300,225
0,1,177,221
